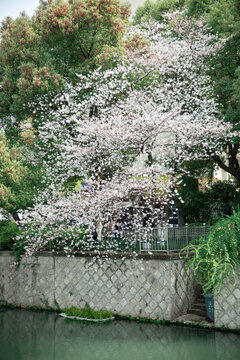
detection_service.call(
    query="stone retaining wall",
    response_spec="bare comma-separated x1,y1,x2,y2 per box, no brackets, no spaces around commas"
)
0,252,195,321
1,252,239,328
214,266,240,330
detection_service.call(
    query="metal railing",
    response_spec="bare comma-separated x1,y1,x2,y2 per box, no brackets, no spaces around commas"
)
102,225,211,254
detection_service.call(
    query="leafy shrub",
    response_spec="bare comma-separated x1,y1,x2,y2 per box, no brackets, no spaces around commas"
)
181,210,240,294
0,220,19,250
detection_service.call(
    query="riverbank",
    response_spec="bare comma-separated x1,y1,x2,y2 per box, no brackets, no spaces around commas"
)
1,300,239,334
1,251,239,331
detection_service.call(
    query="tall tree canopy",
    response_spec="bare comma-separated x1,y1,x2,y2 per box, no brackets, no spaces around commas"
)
133,0,184,24
186,0,240,35
185,0,240,183
0,0,130,134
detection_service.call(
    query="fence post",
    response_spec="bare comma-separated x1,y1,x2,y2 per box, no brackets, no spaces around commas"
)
138,229,141,254
185,223,188,245
166,225,169,254
203,223,206,239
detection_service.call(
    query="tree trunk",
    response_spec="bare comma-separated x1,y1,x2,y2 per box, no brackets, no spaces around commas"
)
96,218,102,242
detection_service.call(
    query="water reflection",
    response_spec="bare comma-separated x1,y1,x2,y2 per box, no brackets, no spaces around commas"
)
0,309,240,360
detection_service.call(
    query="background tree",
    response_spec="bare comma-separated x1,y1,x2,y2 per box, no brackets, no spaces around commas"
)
133,0,184,24
186,0,240,34
184,0,240,183
0,0,130,136
0,133,42,220
176,159,240,224
134,0,240,184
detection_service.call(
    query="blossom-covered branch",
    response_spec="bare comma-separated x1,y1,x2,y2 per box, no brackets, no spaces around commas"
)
16,14,231,258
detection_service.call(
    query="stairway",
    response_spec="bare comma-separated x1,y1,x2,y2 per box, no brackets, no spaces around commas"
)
188,292,207,318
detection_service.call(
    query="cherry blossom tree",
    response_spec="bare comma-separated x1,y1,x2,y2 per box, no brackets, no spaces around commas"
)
16,13,232,258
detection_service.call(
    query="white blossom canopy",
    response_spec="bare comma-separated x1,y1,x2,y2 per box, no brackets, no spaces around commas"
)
17,13,231,257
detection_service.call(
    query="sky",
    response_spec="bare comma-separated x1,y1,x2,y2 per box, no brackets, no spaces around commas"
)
0,0,147,23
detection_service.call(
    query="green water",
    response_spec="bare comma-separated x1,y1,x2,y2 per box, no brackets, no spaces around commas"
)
0,309,240,360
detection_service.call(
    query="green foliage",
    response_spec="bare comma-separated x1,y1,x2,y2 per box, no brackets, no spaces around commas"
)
0,134,41,220
34,0,130,84
206,181,240,214
0,220,19,250
185,0,211,18
178,178,240,224
177,160,213,223
0,0,130,132
186,0,240,35
181,210,240,294
206,0,239,35
13,238,28,264
176,159,240,223
0,134,42,218
185,0,240,141
210,33,240,136
0,14,63,131
133,0,154,24
63,304,113,319
182,159,215,179
133,0,184,24
177,176,207,224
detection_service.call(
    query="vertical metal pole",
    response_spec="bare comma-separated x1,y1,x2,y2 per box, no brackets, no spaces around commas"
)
172,133,177,231
138,229,141,254
166,225,169,254
186,223,188,245
203,222,206,239
151,227,153,251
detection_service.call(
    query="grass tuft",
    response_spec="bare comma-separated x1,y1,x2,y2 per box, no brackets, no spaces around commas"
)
62,304,113,319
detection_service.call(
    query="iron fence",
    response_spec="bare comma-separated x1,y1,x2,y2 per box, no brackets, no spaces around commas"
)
102,225,211,254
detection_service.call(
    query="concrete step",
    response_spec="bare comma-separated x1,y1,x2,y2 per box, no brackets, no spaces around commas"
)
188,293,207,317
188,307,206,317
193,302,206,309
196,298,205,303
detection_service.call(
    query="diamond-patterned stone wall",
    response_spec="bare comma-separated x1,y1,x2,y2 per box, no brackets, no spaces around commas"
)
0,252,55,308
214,266,240,330
54,256,195,320
0,252,195,321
